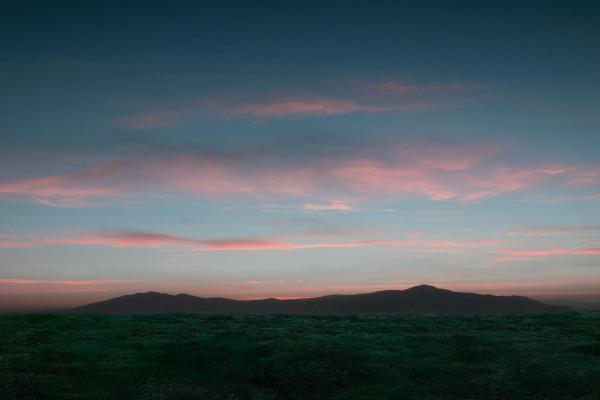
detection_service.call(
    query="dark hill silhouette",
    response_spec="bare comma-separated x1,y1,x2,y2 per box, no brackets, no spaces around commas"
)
73,285,570,314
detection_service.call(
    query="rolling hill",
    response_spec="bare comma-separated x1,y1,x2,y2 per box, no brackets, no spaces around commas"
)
73,285,569,314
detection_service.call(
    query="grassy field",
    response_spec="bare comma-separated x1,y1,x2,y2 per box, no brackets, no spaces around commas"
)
1,313,599,399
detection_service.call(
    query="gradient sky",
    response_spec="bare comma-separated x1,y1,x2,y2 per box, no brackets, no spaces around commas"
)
1,1,600,310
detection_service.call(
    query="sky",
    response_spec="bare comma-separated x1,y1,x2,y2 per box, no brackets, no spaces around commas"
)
1,1,600,310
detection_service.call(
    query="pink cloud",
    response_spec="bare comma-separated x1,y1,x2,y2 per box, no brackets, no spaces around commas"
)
0,175,116,207
1,142,598,207
1,230,499,253
119,95,393,130
497,248,600,257
0,157,316,206
235,280,293,286
0,160,136,206
329,160,493,202
201,239,345,251
304,200,353,211
0,233,38,248
226,97,387,117
0,241,35,248
121,78,482,129
117,78,483,129
42,231,360,251
330,158,600,203
144,156,315,197
551,164,600,186
368,80,470,94
356,239,497,251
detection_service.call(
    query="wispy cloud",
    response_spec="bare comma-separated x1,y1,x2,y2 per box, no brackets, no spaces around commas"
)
304,200,353,211
222,97,387,117
0,174,116,207
1,142,598,207
0,241,35,248
119,95,394,130
118,79,473,129
49,232,312,251
327,159,598,203
0,233,38,248
367,80,474,95
1,230,498,253
119,97,387,129
0,160,133,207
497,247,600,257
507,225,600,237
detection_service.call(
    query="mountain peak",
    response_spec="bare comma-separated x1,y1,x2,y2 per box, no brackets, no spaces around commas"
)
405,284,440,292
73,285,570,315
140,291,170,297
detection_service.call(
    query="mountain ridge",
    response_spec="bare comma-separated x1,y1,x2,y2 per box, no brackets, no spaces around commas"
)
73,285,570,315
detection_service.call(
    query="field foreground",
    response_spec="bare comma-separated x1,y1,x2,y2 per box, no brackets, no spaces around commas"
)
1,313,600,399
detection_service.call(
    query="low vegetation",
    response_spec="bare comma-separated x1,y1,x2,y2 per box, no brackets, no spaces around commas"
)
1,313,599,399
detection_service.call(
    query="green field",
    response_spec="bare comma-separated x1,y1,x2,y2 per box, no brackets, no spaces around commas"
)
1,313,600,399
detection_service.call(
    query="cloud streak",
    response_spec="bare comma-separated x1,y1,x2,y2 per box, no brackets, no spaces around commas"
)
1,142,598,207
223,97,387,117
497,248,600,257
508,225,600,237
119,97,386,130
1,230,498,253
304,200,353,211
118,79,471,129
367,80,473,95
119,95,395,130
